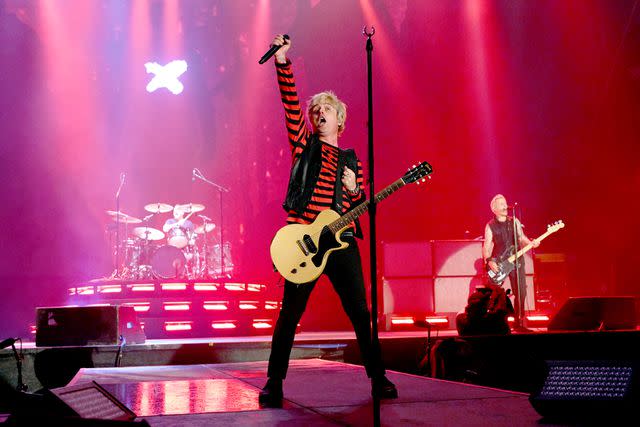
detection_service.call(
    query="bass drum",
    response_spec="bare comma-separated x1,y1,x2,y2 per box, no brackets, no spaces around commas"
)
151,245,186,279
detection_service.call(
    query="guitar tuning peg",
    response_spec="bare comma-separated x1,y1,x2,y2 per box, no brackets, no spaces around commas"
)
412,164,416,168
427,175,431,179
421,178,426,182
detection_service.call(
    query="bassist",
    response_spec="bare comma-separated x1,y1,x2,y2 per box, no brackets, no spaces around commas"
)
482,194,539,332
259,34,397,407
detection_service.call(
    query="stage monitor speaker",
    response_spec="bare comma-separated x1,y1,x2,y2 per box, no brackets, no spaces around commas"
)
529,360,639,421
6,381,149,425
36,305,146,347
547,296,638,331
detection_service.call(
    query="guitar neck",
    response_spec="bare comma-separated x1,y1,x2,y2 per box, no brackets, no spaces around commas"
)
328,178,406,233
507,228,556,263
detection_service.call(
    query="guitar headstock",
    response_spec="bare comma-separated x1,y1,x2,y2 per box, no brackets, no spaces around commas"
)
547,220,565,233
402,161,433,185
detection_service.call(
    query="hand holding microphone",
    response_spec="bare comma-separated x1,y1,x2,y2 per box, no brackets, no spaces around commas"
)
259,34,290,64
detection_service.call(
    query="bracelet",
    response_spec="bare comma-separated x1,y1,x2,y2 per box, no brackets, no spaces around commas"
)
347,185,360,195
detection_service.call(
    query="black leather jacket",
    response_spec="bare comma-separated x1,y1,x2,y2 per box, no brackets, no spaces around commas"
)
282,135,362,238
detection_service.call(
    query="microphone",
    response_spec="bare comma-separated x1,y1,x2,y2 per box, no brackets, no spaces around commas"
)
507,203,518,209
259,34,289,64
120,172,126,183
0,337,18,350
192,168,196,182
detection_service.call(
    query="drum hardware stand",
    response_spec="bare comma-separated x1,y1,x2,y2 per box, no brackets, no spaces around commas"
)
197,214,214,278
137,213,158,280
113,173,126,278
193,168,230,278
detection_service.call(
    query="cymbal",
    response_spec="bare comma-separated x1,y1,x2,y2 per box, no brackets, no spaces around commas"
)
175,203,205,213
106,210,142,224
132,226,165,241
194,223,215,234
144,202,173,214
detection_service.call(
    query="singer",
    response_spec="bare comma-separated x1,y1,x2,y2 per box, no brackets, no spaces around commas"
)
482,194,539,332
257,34,397,408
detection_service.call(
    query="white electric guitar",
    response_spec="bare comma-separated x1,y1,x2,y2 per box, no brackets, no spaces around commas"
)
270,161,433,284
487,220,565,284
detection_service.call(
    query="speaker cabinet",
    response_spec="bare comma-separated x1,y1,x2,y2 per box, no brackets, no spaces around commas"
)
434,276,485,313
382,278,434,314
434,276,535,313
548,296,638,331
383,241,432,277
432,240,483,276
36,305,146,347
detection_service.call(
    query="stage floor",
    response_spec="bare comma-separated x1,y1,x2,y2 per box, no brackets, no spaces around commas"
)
64,358,562,426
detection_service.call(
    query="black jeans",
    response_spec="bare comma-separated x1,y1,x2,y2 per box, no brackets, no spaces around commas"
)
509,263,527,326
267,236,385,380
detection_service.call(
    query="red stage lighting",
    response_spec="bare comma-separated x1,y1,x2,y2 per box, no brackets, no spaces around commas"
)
165,321,192,331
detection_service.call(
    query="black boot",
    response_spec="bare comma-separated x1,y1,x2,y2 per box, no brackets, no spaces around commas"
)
258,378,283,408
371,375,398,399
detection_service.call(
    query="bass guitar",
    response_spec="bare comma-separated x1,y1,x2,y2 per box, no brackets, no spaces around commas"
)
270,161,433,284
487,220,565,284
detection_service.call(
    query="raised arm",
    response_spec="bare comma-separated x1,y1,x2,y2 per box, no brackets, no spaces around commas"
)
271,34,311,159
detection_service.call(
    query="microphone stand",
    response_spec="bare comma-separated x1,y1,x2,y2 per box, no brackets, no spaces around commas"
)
193,169,229,278
511,204,523,328
10,340,27,392
363,26,381,427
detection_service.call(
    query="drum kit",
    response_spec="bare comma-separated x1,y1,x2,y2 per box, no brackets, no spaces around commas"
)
106,202,233,280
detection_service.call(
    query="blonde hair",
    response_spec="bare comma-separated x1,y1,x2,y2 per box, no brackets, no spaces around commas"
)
490,194,506,211
307,91,347,135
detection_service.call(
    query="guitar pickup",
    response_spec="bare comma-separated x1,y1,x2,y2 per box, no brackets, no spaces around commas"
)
296,240,310,256
303,235,317,253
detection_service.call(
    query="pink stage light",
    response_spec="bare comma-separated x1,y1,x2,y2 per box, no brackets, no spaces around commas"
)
203,301,229,311
239,302,258,310
76,286,95,295
162,283,188,291
163,302,191,311
128,303,151,313
527,315,550,322
97,285,122,294
211,321,237,330
265,301,279,310
129,284,155,292
422,316,450,325
252,321,272,329
247,283,265,292
29,325,37,335
224,283,245,291
194,283,219,291
390,316,415,325
165,321,192,331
